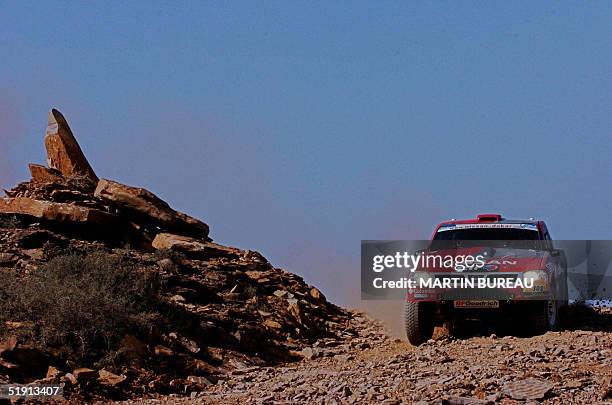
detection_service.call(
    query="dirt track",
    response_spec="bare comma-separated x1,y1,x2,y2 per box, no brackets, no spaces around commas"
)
116,307,611,405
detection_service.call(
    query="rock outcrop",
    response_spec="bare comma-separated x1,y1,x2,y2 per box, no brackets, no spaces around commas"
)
152,233,235,258
0,197,118,225
44,108,98,185
0,108,352,401
94,179,209,239
1,109,210,247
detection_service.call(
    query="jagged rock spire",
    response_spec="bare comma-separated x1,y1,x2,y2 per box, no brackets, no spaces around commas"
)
44,108,98,184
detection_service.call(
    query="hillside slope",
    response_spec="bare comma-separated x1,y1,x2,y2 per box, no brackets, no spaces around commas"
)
0,109,355,401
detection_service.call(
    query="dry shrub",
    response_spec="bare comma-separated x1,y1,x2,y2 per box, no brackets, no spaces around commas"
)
0,214,21,228
0,250,162,366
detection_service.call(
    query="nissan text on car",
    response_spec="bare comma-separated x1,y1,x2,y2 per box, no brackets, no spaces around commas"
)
405,214,568,346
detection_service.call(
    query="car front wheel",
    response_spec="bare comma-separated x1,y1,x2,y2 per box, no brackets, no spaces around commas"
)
531,300,558,335
404,301,434,346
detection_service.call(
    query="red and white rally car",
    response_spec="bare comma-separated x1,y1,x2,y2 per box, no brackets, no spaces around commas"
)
405,214,568,345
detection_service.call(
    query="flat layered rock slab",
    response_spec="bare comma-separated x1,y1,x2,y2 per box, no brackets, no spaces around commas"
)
0,197,117,225
503,377,554,400
152,233,238,258
28,163,64,184
95,179,209,239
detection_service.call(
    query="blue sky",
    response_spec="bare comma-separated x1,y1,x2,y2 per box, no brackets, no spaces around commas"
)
1,2,611,304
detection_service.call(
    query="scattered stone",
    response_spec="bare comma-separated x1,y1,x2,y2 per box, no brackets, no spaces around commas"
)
0,359,18,370
154,345,175,357
98,369,127,386
187,375,212,387
73,368,98,381
169,332,200,354
0,253,17,266
300,347,322,360
28,163,64,184
503,378,554,400
443,396,492,405
64,373,78,385
46,366,63,379
257,310,272,317
310,287,326,303
564,379,583,389
157,258,175,271
263,319,282,329
3,321,26,330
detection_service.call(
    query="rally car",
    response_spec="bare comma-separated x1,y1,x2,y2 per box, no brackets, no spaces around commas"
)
405,214,568,345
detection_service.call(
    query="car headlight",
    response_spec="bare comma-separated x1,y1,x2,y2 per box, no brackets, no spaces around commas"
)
522,270,548,292
411,271,434,286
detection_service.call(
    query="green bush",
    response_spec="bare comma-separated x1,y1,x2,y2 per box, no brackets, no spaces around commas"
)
0,251,162,366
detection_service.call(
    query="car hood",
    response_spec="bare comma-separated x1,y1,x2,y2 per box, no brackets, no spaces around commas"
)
421,246,548,273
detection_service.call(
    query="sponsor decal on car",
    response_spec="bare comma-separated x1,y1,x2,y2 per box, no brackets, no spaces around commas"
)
454,300,500,309
437,223,538,231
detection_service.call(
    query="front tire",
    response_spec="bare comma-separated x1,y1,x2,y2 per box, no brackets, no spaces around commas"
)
404,301,434,346
531,300,558,335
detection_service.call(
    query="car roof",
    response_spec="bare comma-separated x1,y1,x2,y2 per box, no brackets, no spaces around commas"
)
437,214,540,227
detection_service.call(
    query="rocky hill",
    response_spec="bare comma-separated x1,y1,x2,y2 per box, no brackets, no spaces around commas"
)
0,109,356,401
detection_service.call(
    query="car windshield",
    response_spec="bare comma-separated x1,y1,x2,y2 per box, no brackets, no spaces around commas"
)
431,225,544,250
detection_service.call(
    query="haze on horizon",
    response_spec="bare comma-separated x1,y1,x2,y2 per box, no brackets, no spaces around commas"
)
1,2,611,306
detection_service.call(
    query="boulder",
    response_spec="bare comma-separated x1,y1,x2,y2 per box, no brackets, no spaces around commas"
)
188,359,221,375
151,232,205,251
186,375,213,388
94,179,209,239
152,233,237,258
44,109,98,184
64,373,78,385
168,332,200,354
300,347,322,360
98,369,126,387
154,345,175,357
46,366,63,379
72,368,98,382
0,197,117,225
28,164,64,184
263,319,282,330
310,287,326,303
